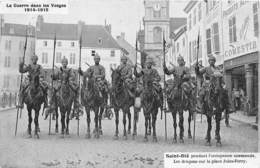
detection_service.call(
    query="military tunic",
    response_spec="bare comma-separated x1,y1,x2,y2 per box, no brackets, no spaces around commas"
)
116,63,132,80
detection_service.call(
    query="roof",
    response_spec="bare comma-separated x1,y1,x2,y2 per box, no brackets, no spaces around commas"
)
81,25,121,49
169,18,186,38
2,23,35,37
183,1,198,13
36,23,78,40
36,22,121,49
173,25,187,41
116,35,136,65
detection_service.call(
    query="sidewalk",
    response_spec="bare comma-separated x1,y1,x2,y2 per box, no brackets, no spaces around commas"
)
0,106,16,112
229,111,258,130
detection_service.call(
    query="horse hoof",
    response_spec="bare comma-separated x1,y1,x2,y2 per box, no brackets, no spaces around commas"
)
37,128,41,133
27,134,32,138
147,130,151,136
205,141,211,146
66,131,69,135
86,134,91,139
34,134,40,139
172,139,177,144
123,135,127,140
153,136,158,143
99,129,103,135
216,141,222,147
132,135,136,140
113,135,119,140
143,137,148,142
55,128,59,133
179,139,184,143
188,134,192,139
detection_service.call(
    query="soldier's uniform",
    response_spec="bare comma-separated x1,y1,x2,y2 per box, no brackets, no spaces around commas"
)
134,57,163,107
18,55,48,108
116,55,135,97
52,58,81,111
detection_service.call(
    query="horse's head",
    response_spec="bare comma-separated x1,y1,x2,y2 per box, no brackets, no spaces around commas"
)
111,68,122,89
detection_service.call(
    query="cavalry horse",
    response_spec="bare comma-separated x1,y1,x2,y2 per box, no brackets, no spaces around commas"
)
81,74,105,139
166,73,194,143
110,68,138,140
201,73,224,146
23,75,45,139
141,75,161,142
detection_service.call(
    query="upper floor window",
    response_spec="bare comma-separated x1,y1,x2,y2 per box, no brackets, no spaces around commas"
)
229,16,237,43
91,50,96,56
42,52,48,64
176,42,179,53
5,40,11,50
3,76,10,89
193,9,197,25
98,38,102,45
71,42,75,47
212,23,220,52
198,3,202,21
43,41,47,47
188,14,192,30
111,50,115,57
57,41,62,47
4,56,11,67
153,9,161,18
9,27,14,34
182,38,185,47
56,52,62,63
153,26,162,43
253,2,259,37
70,53,76,64
206,28,212,55
19,41,24,51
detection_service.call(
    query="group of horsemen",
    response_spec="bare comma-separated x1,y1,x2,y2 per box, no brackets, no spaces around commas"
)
18,53,233,123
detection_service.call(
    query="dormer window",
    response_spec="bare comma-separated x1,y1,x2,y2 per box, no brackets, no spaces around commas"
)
98,38,102,45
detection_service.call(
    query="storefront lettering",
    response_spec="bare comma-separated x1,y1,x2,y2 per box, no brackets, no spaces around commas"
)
223,1,249,18
224,41,257,58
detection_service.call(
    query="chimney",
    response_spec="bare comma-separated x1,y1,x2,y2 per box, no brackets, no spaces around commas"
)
104,22,111,34
36,15,44,31
120,32,125,40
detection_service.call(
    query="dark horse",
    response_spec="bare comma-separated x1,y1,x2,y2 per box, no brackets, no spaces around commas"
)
141,76,161,142
166,74,194,143
50,71,75,137
24,75,45,139
202,74,224,146
111,68,138,140
81,75,105,138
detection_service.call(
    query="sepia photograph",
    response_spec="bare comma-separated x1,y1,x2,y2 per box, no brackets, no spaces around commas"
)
0,0,259,167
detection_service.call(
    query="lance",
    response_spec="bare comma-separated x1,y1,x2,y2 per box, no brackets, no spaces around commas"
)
77,32,82,136
49,32,56,135
193,29,200,144
15,26,28,136
163,32,167,141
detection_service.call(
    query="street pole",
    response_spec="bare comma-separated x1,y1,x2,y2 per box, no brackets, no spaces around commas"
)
77,32,82,136
163,32,167,141
15,26,27,136
49,32,56,135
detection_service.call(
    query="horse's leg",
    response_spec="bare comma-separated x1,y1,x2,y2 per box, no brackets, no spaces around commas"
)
179,108,184,143
188,109,192,139
127,108,131,134
206,115,212,146
94,106,99,138
122,109,127,140
144,112,149,142
152,109,158,142
60,108,65,137
98,106,103,135
132,107,139,139
215,111,222,146
66,108,70,135
55,107,59,133
34,107,40,139
172,110,177,143
114,108,119,140
147,113,151,136
86,106,91,139
27,106,32,138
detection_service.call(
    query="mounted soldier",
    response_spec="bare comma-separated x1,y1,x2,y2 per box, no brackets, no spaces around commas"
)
17,54,48,109
163,55,192,143
50,57,82,118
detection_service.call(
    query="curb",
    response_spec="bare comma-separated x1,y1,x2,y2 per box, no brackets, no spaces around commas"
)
0,107,16,112
230,116,258,130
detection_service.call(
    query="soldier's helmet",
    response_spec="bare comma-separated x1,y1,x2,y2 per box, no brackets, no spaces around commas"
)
177,55,184,62
61,57,68,64
94,53,101,60
31,54,38,61
121,55,128,61
146,56,153,65
208,56,216,62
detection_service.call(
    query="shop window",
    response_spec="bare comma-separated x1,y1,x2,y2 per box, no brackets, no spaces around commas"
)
229,16,237,43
